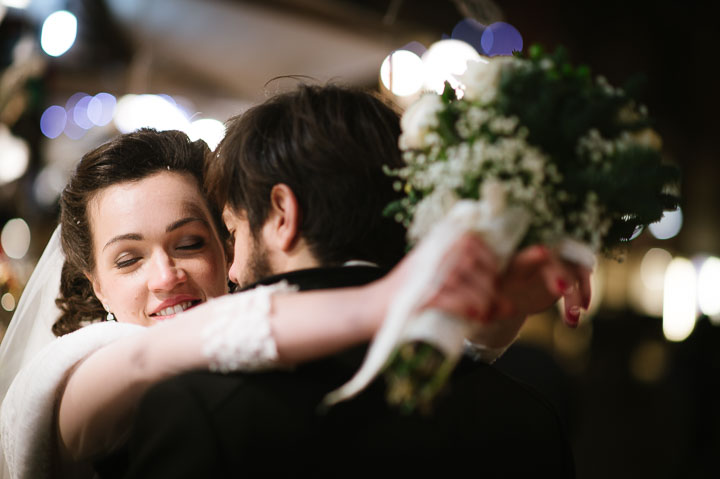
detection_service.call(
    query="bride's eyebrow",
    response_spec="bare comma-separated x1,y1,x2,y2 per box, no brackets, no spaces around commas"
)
103,233,142,252
167,202,211,232
165,216,209,233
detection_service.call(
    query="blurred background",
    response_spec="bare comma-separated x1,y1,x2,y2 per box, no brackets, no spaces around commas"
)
0,0,717,477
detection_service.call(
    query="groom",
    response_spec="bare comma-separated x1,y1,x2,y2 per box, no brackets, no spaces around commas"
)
117,85,581,477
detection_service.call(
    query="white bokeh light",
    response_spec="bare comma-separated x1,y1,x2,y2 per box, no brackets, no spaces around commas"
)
40,10,77,57
421,39,481,94
188,119,225,151
114,94,191,134
2,0,31,9
698,256,720,318
640,248,672,291
649,208,683,240
1,293,15,312
380,50,424,97
662,257,697,342
33,164,67,206
1,218,31,260
0,125,30,185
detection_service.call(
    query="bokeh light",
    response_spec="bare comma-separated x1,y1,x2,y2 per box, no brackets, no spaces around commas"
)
481,22,523,56
33,164,66,206
422,39,481,94
62,92,89,139
2,0,31,8
662,257,697,341
380,49,424,96
40,10,77,57
1,218,31,260
72,95,94,129
65,92,88,110
39,105,67,138
697,256,720,318
640,248,672,291
649,208,683,240
114,94,191,134
0,126,30,184
63,115,86,139
87,92,116,126
188,118,225,151
1,293,15,312
451,18,485,55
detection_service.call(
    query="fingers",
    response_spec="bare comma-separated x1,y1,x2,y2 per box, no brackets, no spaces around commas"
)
423,233,498,322
505,245,550,279
576,264,592,309
557,263,592,328
509,245,594,327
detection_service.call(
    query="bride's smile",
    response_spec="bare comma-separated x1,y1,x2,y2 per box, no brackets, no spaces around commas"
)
86,171,228,327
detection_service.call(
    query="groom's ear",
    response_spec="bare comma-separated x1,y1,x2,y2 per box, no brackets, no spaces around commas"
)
264,183,301,252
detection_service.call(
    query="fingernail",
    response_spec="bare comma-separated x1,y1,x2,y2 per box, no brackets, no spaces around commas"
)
556,279,568,293
566,308,580,327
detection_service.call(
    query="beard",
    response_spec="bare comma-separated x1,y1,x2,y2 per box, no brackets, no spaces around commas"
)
237,233,274,289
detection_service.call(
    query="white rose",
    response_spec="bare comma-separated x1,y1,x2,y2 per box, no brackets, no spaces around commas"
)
456,56,513,104
398,93,444,150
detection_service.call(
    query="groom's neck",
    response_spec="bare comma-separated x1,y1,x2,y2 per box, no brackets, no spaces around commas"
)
268,240,321,276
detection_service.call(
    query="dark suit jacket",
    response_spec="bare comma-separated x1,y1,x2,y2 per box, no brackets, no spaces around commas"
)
111,267,574,478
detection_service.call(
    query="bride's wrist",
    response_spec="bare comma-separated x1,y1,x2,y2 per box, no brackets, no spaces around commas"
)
357,280,391,339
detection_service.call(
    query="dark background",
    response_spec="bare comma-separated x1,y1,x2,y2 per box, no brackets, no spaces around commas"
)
1,1,718,477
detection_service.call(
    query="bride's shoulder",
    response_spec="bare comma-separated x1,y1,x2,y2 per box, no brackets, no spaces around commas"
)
7,322,143,400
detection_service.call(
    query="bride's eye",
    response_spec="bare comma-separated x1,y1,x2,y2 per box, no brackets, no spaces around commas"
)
177,236,205,251
115,255,140,269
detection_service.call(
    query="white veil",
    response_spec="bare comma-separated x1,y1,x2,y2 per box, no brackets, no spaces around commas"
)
0,225,63,405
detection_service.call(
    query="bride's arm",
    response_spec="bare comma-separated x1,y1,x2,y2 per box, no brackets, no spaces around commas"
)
57,233,497,461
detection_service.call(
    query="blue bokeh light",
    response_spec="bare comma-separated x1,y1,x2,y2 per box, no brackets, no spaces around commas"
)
87,92,116,126
40,105,67,139
452,18,486,55
73,95,94,129
481,22,523,56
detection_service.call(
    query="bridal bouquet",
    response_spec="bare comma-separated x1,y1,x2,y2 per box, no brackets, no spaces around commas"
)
326,45,679,413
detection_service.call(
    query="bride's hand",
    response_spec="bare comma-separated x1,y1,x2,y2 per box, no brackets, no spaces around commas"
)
493,245,592,327
373,232,500,326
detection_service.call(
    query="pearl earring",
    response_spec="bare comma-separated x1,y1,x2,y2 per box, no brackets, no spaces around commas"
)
104,304,116,322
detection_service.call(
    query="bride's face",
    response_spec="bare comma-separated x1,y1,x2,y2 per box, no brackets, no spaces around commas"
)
86,171,228,327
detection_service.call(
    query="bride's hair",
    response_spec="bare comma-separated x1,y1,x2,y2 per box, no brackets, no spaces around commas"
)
53,128,224,336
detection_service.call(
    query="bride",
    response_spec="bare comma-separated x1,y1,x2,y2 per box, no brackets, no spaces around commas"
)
0,128,521,478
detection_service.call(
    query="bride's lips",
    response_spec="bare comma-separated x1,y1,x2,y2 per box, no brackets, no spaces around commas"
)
149,296,202,319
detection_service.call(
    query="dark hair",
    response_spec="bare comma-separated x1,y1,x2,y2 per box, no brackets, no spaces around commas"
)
53,128,224,336
205,84,407,268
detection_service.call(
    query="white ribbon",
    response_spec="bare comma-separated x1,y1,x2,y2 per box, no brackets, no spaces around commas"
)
323,199,532,406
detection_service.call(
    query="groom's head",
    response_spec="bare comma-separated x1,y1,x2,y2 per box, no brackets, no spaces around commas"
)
206,84,407,287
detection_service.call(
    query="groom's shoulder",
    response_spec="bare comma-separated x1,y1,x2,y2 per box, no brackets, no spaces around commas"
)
244,265,387,291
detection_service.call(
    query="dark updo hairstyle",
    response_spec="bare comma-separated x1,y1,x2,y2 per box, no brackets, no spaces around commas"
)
53,128,224,336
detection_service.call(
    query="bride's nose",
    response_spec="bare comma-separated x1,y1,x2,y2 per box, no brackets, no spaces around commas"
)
147,251,187,291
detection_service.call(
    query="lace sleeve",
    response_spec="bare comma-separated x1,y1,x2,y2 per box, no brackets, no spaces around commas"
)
202,281,298,372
